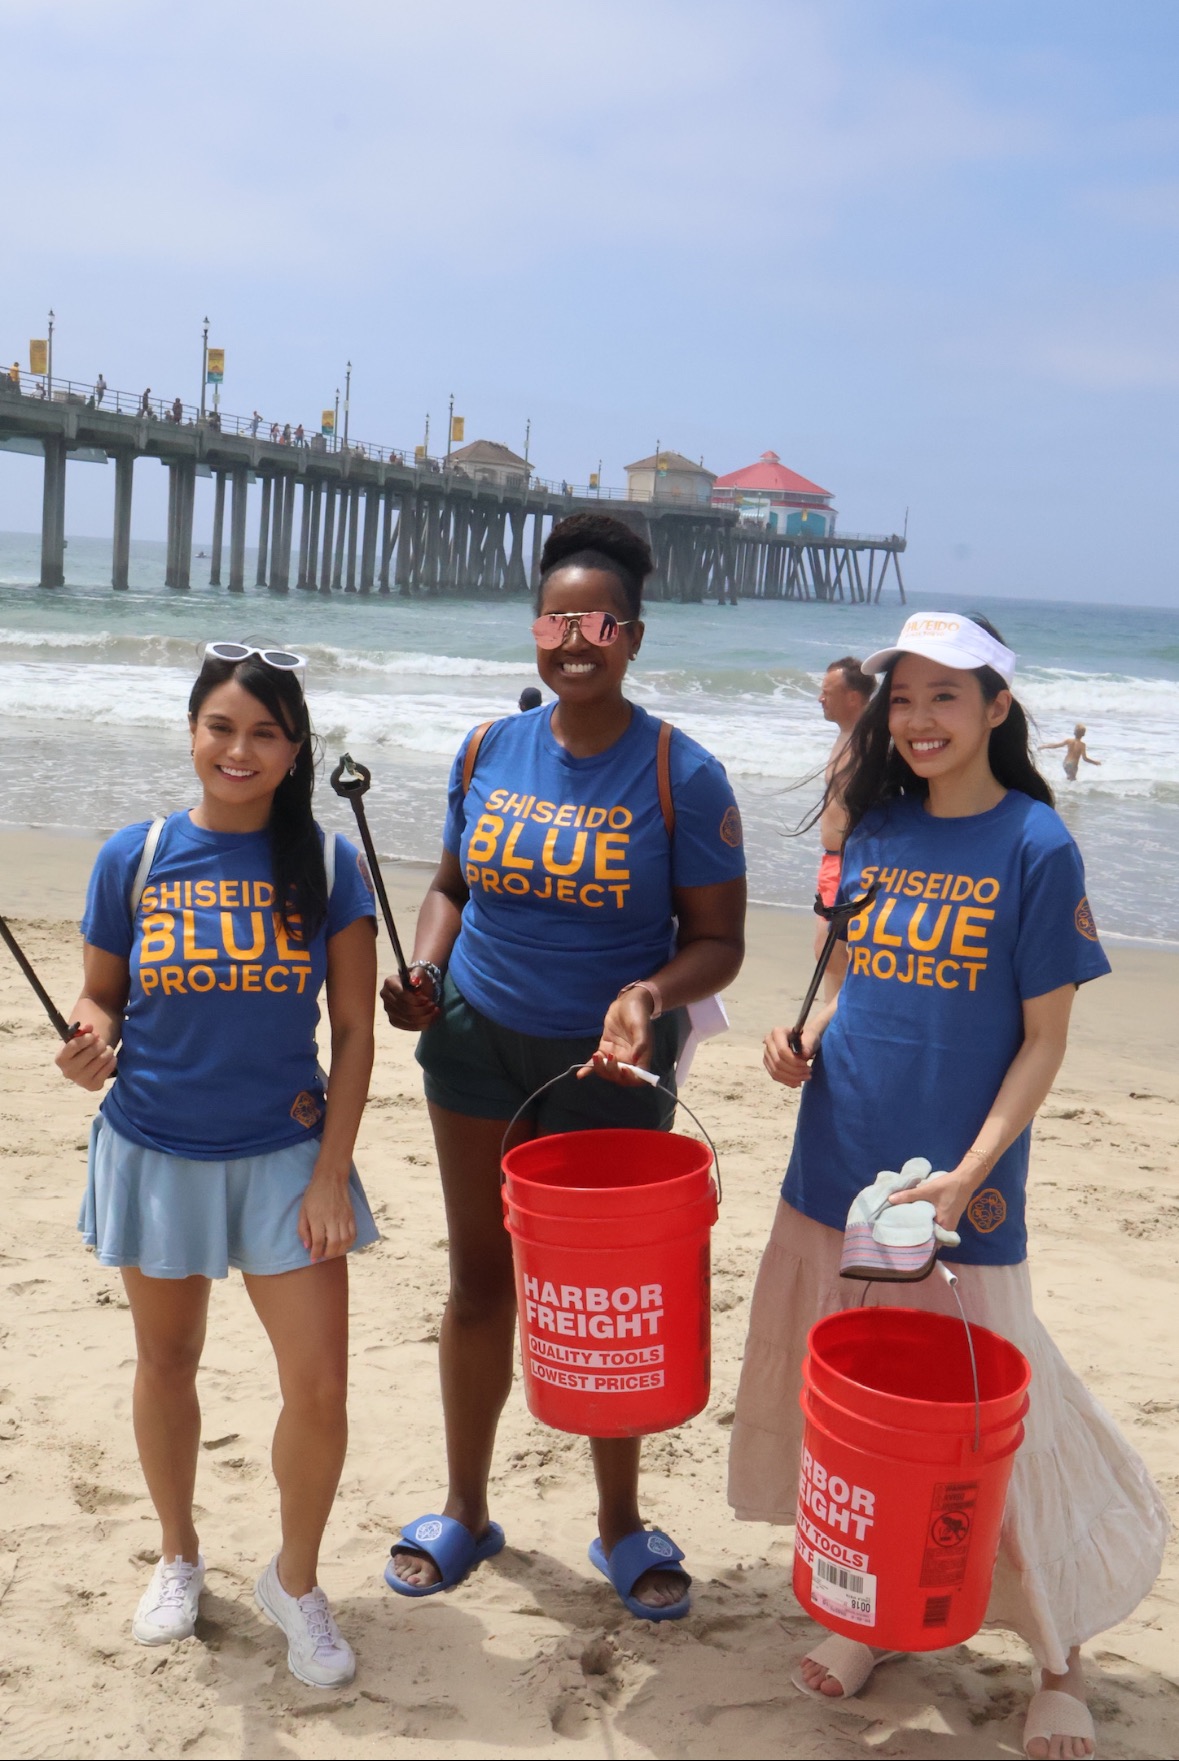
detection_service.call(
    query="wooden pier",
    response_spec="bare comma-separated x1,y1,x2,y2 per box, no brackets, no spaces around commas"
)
0,385,905,604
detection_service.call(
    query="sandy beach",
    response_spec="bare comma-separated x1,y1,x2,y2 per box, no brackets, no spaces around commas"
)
0,830,1175,1761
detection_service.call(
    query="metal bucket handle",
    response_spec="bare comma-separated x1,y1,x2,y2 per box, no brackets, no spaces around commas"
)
499,1061,722,1204
856,1264,982,1451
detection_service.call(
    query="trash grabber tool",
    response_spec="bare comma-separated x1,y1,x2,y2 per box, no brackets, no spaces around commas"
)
329,754,411,986
0,913,79,1042
787,880,880,1056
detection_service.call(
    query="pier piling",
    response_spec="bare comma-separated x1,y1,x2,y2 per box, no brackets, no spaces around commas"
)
210,472,226,586
112,452,134,591
255,477,272,587
228,468,248,593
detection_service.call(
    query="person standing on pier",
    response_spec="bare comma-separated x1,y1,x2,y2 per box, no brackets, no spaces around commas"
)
7,360,19,385
139,387,152,417
54,647,380,1687
380,512,747,1619
94,373,107,407
813,657,872,995
251,410,262,437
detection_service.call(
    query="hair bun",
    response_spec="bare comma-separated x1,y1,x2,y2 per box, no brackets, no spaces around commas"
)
540,513,653,582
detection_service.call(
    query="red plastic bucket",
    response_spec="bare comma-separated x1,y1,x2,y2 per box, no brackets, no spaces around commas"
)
502,1128,718,1438
794,1306,1031,1650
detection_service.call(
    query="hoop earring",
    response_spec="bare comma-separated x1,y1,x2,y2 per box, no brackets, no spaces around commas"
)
289,763,297,776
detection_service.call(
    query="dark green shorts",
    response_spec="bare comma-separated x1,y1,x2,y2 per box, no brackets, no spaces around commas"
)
416,974,684,1134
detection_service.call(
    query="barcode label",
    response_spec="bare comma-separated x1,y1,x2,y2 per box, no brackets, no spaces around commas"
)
815,1558,865,1595
810,1549,878,1627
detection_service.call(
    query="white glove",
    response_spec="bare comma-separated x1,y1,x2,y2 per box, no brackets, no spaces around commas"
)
848,1157,962,1248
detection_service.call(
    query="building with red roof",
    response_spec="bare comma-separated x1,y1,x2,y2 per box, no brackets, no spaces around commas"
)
712,451,836,535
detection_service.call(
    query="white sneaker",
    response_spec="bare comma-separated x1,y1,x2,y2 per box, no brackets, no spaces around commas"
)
253,1555,355,1687
131,1553,205,1645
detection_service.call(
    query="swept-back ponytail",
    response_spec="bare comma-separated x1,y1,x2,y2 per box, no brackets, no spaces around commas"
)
188,656,327,940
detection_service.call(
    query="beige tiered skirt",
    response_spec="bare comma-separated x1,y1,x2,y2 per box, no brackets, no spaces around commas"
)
727,1201,1170,1674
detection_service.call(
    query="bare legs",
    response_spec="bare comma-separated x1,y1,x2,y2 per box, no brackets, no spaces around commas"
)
122,1268,210,1564
120,1260,349,1597
388,1104,687,1606
244,1260,349,1598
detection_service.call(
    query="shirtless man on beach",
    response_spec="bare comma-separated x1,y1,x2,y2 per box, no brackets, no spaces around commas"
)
1043,723,1101,782
815,657,872,993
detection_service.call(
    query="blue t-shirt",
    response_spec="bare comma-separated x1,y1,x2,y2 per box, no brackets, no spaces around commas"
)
783,790,1110,1265
444,703,746,1037
81,812,376,1160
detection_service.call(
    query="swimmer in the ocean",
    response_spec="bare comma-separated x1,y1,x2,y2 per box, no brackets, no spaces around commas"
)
1043,723,1101,782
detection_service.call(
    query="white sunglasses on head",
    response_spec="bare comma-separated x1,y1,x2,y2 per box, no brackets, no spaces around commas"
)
204,641,307,672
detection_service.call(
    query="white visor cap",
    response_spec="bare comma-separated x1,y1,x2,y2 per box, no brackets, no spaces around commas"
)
863,612,1016,688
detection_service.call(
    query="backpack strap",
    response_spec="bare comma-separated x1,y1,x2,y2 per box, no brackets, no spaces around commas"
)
656,720,676,839
324,829,337,896
461,721,495,795
461,716,676,837
129,815,167,917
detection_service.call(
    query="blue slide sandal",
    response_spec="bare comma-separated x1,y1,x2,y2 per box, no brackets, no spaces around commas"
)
384,1514,506,1597
588,1529,692,1622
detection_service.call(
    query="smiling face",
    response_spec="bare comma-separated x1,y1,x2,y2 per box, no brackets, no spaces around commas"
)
534,565,643,707
189,678,302,816
888,652,1011,786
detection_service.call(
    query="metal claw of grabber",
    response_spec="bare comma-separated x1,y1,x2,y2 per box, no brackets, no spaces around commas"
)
330,753,411,986
786,880,881,1057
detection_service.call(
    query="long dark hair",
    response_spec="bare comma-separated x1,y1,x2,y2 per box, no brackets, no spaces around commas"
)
188,655,327,940
839,614,1053,835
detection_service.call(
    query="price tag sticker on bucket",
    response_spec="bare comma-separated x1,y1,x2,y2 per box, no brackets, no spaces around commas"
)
811,1552,878,1626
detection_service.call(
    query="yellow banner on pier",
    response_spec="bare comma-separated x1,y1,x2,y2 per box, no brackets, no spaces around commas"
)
206,348,225,384
450,416,465,443
321,409,335,434
589,473,600,489
29,340,47,375
414,443,427,461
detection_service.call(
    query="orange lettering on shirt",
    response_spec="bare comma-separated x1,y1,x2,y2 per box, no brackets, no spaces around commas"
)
907,902,951,952
594,832,630,881
541,828,588,876
181,910,218,962
467,814,503,865
221,911,266,961
950,907,994,958
139,913,175,961
500,823,534,870
871,896,904,947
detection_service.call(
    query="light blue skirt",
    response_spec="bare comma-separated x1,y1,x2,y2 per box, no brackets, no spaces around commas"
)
79,1115,381,1280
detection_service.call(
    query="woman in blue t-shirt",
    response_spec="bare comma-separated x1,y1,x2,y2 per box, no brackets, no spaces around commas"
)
56,648,378,1688
381,514,747,1620
729,613,1167,1758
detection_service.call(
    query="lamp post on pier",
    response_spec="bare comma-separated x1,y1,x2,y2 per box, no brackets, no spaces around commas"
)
334,388,340,453
200,317,209,421
343,362,351,450
524,417,531,474
47,310,55,403
446,392,454,466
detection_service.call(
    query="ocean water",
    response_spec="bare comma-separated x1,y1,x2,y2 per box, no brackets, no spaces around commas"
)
1,533,1177,943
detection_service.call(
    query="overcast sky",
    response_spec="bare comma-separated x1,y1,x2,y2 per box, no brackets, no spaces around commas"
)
2,0,1177,604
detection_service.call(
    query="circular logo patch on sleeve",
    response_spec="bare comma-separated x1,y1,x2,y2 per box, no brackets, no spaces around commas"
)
720,805,743,848
1074,896,1098,941
966,1188,1007,1234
